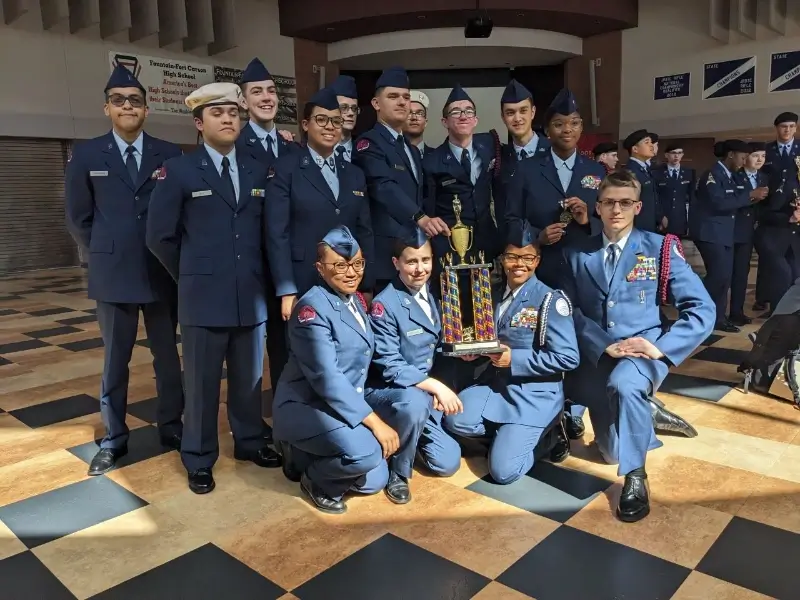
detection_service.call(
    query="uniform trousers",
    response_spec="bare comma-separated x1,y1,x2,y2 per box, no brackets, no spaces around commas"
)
730,240,754,317
695,241,734,324
96,300,184,449
753,227,769,305
758,227,800,307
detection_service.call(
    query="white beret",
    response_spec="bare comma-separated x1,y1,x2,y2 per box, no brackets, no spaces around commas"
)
185,82,246,111
410,90,429,109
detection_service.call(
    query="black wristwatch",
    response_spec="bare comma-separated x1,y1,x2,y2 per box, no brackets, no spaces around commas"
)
412,211,427,222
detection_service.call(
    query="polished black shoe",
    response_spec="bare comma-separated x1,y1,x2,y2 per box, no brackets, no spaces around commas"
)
715,320,741,333
278,441,301,482
564,415,585,439
263,421,274,445
188,468,215,494
384,471,411,504
549,418,571,463
300,473,347,514
234,445,282,468
88,447,127,476
752,301,768,312
650,400,698,438
159,431,182,451
729,314,752,326
616,472,650,523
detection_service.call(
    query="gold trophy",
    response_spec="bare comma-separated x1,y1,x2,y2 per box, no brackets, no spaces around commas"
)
440,195,502,356
793,157,800,208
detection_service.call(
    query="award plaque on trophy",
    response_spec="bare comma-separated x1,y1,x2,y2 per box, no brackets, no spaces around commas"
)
440,196,502,356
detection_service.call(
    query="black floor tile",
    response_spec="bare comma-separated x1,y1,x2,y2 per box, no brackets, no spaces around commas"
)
10,394,99,428
0,551,77,599
23,326,82,339
59,338,104,352
68,425,172,468
498,526,690,600
126,397,159,424
294,533,490,600
467,462,614,523
696,516,800,599
0,308,19,316
85,307,97,314
702,334,725,346
27,307,74,316
692,346,749,366
0,295,23,301
0,477,147,549
0,357,11,366
0,339,50,354
659,373,733,402
57,315,97,325
90,544,285,600
57,287,88,293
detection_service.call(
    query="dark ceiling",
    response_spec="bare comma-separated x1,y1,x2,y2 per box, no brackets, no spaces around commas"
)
278,0,638,43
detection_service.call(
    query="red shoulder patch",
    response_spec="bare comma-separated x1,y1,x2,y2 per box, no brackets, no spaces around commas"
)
356,139,369,152
297,305,317,324
356,292,368,312
155,166,167,180
370,301,385,318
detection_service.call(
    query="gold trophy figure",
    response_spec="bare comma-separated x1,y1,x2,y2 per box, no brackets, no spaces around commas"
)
448,196,473,264
792,157,800,209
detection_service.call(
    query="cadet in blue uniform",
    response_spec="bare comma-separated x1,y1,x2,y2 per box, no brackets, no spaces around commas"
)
146,82,281,494
404,91,430,158
444,223,580,484
622,130,661,232
331,75,359,162
759,112,800,313
65,64,184,476
424,84,501,264
266,87,373,317
593,142,619,174
692,139,767,332
273,227,396,515
366,229,463,502
651,143,694,237
562,170,715,522
353,67,448,290
236,57,301,405
730,142,767,325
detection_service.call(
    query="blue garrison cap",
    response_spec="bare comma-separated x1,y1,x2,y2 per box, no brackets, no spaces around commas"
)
507,221,537,249
543,88,579,123
307,87,340,111
331,75,357,99
321,226,360,259
445,84,473,107
240,58,272,84
405,227,430,249
105,63,145,94
375,67,409,92
501,79,532,105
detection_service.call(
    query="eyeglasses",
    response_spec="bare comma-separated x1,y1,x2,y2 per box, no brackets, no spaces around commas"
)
408,110,427,119
321,259,366,274
339,104,360,115
502,253,540,266
107,93,145,108
597,199,640,210
549,118,583,130
312,115,344,128
447,108,476,119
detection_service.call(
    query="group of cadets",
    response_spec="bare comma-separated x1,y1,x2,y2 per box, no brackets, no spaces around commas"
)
67,59,726,524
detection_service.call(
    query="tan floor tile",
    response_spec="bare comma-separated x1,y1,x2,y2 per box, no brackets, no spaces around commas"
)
0,375,99,411
33,505,208,599
44,330,103,345
712,335,755,351
671,571,775,600
415,455,489,489
277,594,301,600
0,520,27,561
655,392,716,422
471,582,535,599
9,347,79,368
0,449,89,507
735,474,800,535
692,393,800,444
107,452,188,504
765,443,800,484
567,483,732,568
672,359,741,383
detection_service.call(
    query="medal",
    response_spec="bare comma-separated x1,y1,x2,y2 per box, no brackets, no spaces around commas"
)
559,199,574,224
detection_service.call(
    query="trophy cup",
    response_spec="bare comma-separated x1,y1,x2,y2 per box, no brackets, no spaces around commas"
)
440,196,502,356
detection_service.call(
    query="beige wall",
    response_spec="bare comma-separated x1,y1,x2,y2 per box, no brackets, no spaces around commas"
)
0,0,295,144
620,0,800,138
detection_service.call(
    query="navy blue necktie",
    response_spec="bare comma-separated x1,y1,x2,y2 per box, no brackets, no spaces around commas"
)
125,146,138,185
461,149,471,178
221,156,237,204
265,136,276,162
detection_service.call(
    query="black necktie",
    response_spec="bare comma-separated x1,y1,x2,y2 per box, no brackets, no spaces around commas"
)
326,157,336,173
265,136,276,162
519,149,528,160
395,134,406,154
672,169,678,180
125,146,138,185
221,156,237,204
461,149,471,177
336,145,345,160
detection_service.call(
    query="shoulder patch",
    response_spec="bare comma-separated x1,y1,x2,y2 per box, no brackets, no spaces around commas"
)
706,173,715,185
370,301,385,318
357,139,369,152
555,297,571,317
156,166,167,180
297,305,317,324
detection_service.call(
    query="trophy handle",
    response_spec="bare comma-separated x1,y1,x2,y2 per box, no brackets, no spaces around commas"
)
467,227,473,252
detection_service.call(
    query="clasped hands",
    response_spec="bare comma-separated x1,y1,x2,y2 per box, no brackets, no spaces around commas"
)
605,337,664,360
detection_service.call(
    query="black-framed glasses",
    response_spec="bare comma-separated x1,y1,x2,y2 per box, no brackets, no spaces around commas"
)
597,199,640,210
107,93,145,108
339,104,360,114
501,252,540,266
312,115,344,128
409,110,427,119
447,108,476,119
321,259,366,274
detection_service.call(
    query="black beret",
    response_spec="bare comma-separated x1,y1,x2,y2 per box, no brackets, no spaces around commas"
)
622,129,650,151
774,112,798,126
724,139,750,154
592,142,618,156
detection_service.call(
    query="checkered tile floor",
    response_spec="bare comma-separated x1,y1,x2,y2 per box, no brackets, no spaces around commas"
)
1,256,799,600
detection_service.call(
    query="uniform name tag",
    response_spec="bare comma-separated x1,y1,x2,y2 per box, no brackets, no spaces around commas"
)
442,178,456,186
394,164,406,171
89,170,108,177
406,328,424,337
251,189,265,197
192,190,213,198
353,190,364,196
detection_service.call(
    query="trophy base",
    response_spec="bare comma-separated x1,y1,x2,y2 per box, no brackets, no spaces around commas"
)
442,339,503,357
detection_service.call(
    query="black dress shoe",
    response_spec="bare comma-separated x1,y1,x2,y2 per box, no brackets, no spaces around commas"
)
616,472,650,522
564,414,585,440
715,320,741,333
300,473,347,514
278,441,301,482
384,471,411,504
88,447,127,476
729,314,752,326
262,421,274,445
234,445,282,468
188,468,215,494
649,400,698,438
549,418,571,463
159,431,182,451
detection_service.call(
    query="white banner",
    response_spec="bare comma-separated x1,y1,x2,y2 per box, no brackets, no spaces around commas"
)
109,51,215,115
